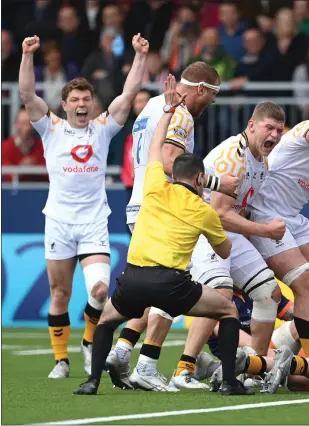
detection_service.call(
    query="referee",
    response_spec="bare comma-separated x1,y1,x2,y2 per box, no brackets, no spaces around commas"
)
73,75,254,396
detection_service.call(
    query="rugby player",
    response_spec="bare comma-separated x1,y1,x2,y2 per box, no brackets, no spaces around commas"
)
73,74,253,396
248,121,309,358
105,62,239,391
19,33,149,378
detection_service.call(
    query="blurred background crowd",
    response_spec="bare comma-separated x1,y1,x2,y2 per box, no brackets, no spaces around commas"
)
2,0,309,185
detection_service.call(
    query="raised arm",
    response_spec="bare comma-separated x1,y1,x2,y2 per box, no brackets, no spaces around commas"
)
108,34,149,126
148,74,186,164
19,36,48,122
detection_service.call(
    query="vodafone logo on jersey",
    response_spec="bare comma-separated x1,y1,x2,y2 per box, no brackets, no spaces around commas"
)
71,145,93,163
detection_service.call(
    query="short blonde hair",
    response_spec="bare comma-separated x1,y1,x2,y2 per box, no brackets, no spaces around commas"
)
251,102,285,123
181,61,220,85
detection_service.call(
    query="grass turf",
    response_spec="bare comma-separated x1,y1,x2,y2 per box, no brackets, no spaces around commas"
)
2,328,309,425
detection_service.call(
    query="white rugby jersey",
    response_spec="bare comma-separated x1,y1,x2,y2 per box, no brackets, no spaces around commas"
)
250,120,309,220
31,111,122,224
203,132,268,213
126,94,194,224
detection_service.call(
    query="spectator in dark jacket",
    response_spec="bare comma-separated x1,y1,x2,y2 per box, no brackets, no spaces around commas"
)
2,29,19,82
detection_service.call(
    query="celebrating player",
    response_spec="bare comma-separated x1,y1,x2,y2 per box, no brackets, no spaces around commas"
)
73,74,253,396
249,121,309,359
105,61,239,391
19,33,149,378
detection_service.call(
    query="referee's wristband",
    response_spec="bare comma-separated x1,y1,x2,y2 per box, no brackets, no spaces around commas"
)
205,175,220,192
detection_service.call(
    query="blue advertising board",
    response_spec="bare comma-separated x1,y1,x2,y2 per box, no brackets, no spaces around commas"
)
2,188,309,329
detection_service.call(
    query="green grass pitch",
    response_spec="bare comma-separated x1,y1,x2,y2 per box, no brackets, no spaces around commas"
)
2,328,309,425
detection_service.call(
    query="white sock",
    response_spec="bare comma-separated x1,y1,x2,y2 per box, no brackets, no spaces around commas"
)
136,354,157,376
114,340,132,364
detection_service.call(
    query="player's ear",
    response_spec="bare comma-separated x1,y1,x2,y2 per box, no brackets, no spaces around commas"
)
248,119,255,133
62,100,67,112
196,172,204,187
197,84,205,96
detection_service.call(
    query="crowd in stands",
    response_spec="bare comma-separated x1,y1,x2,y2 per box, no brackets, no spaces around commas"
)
2,0,309,182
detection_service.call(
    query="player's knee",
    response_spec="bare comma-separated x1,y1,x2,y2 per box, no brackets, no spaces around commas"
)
246,268,279,322
50,286,71,307
83,262,110,309
283,263,309,288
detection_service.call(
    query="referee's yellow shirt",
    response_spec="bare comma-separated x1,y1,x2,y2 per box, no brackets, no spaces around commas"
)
128,162,227,271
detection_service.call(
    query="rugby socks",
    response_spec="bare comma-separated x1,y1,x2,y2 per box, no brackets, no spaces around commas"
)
290,356,308,376
175,354,196,376
114,327,140,364
245,355,267,375
82,302,102,346
218,317,240,385
90,323,114,382
294,317,309,357
137,340,162,375
48,312,70,363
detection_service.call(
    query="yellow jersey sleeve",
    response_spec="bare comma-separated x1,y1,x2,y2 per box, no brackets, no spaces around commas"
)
292,120,309,139
143,161,167,197
165,106,194,151
202,204,227,246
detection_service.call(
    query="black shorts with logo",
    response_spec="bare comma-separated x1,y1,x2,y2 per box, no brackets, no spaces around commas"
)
111,263,203,319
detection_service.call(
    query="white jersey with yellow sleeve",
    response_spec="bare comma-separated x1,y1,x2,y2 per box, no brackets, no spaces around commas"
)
31,111,122,224
250,121,309,221
126,94,194,224
203,132,268,213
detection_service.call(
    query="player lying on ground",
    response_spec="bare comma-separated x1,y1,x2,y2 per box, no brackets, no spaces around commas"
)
19,33,149,378
248,121,309,358
106,102,286,392
105,61,239,391
73,74,254,396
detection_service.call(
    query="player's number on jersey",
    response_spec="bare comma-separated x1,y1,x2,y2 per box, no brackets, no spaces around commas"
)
136,133,143,164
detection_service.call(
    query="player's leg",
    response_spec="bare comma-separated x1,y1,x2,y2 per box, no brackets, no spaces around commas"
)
45,217,77,379
271,321,301,354
185,285,254,395
129,308,176,391
230,233,281,355
171,235,233,388
77,220,111,375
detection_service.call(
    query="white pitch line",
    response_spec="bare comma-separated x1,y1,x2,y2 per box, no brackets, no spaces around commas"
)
29,399,309,426
13,340,186,356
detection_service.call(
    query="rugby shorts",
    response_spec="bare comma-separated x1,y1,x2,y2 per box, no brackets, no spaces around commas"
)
111,263,202,319
45,216,110,260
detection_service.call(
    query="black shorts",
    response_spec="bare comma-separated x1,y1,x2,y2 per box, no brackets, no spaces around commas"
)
111,263,203,319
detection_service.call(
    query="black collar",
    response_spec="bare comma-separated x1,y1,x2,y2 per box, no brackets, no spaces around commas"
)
241,131,249,146
173,182,198,195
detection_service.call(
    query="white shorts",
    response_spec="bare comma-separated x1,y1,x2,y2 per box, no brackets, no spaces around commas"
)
45,216,110,260
249,213,309,260
128,223,135,234
191,232,268,290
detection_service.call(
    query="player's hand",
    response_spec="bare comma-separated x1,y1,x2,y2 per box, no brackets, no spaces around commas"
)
219,173,240,196
266,218,286,240
164,74,187,108
22,36,40,54
132,33,149,55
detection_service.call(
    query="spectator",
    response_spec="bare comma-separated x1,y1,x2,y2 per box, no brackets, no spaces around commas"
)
273,7,309,81
2,29,19,82
217,2,248,63
101,3,125,57
293,0,309,36
81,27,124,110
190,27,236,82
199,1,220,28
121,89,154,194
2,108,46,182
24,0,58,43
56,6,93,71
293,49,309,120
161,5,200,77
35,41,78,114
142,51,169,91
231,28,278,92
124,0,173,51
256,13,274,35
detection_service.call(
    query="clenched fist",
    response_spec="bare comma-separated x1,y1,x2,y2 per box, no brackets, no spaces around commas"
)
22,36,40,54
132,33,149,55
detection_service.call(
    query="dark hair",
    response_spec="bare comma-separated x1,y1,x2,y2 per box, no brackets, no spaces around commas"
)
61,77,94,101
138,88,155,98
173,153,205,181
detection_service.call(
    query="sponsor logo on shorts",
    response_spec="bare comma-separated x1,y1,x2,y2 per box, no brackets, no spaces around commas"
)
50,242,56,252
298,178,309,191
273,239,284,248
